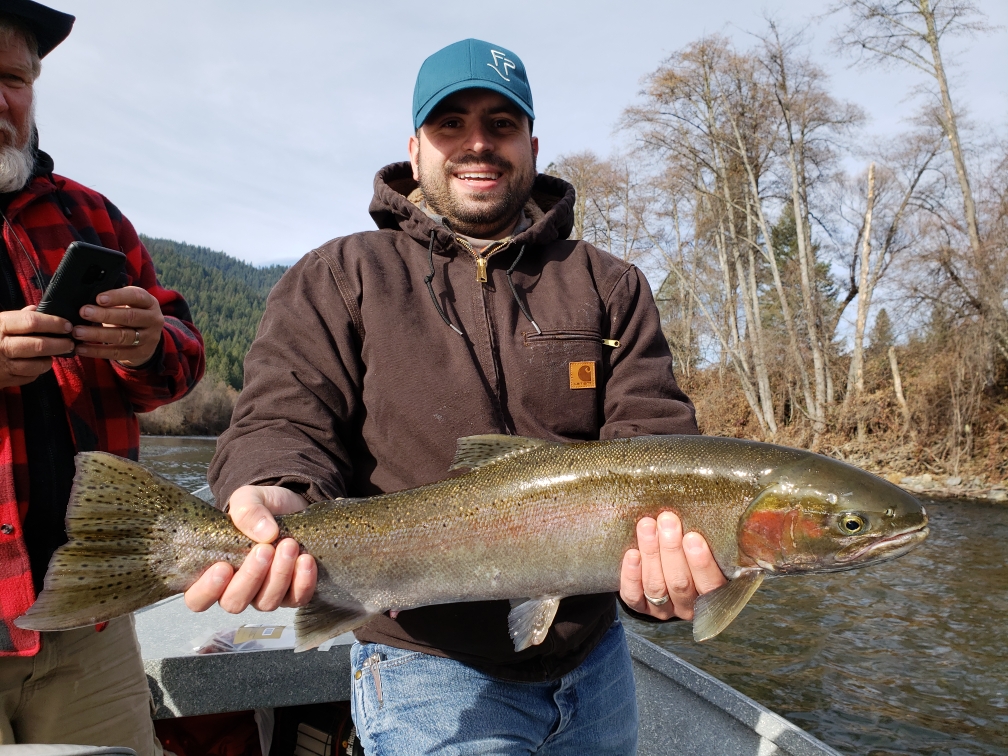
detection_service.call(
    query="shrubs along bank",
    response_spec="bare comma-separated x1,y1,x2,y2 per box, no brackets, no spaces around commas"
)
138,374,237,436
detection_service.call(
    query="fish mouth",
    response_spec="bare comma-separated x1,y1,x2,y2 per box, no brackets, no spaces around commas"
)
835,526,929,565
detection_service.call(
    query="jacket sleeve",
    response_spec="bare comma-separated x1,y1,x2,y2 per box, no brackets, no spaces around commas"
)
209,249,362,510
599,265,698,439
108,207,205,411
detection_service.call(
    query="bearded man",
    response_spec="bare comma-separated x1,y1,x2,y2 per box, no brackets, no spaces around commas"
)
0,1,204,751
197,39,724,753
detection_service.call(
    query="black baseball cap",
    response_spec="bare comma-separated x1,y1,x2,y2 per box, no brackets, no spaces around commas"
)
0,0,74,58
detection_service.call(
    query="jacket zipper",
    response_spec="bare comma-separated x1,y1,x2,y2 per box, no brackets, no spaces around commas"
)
454,236,512,283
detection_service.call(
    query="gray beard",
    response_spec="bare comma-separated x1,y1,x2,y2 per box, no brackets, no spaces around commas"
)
0,116,35,194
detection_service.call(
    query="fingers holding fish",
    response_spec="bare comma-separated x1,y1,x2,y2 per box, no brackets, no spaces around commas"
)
228,484,312,542
183,485,316,614
618,516,678,620
619,548,646,609
682,531,728,598
184,562,234,612
620,514,729,623
635,516,678,618
254,539,303,611
656,512,697,619
285,554,318,608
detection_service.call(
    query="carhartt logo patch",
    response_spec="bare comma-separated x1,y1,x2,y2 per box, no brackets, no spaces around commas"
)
488,50,516,81
569,361,596,389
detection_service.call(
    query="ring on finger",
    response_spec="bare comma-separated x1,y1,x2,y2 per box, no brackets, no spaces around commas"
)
131,329,141,347
644,591,670,606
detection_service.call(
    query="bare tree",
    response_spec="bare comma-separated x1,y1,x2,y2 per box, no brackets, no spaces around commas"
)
758,23,864,445
548,152,650,265
834,0,989,253
843,162,877,440
837,128,944,440
547,151,605,241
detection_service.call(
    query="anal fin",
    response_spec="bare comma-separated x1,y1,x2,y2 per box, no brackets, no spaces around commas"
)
692,570,764,642
507,597,561,652
294,597,376,652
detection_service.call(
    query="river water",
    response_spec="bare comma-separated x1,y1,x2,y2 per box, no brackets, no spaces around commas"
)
140,436,1008,756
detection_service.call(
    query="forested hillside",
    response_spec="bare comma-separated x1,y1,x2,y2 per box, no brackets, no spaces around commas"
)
141,235,288,390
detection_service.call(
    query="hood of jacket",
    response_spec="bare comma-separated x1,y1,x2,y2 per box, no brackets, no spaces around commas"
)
368,161,577,253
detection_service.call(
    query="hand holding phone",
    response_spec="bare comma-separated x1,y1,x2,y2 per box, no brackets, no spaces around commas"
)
72,285,166,367
35,241,165,367
36,241,128,327
0,306,74,388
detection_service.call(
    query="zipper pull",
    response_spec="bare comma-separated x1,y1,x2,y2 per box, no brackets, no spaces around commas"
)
602,338,620,348
363,652,383,707
475,256,488,283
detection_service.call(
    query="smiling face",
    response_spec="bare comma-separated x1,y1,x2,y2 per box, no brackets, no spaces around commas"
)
409,89,539,239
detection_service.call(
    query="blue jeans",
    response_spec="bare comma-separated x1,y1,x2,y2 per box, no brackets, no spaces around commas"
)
350,620,637,755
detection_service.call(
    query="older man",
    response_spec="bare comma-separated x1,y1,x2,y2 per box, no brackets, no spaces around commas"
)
0,1,204,751
196,39,723,753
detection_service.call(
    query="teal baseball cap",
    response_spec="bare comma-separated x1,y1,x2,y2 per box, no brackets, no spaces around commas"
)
413,38,534,130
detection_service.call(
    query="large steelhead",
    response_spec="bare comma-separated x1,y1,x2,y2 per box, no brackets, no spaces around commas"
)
16,435,928,651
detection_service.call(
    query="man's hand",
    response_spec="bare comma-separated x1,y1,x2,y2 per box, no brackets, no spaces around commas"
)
0,306,73,388
619,512,727,621
184,485,318,614
73,286,165,366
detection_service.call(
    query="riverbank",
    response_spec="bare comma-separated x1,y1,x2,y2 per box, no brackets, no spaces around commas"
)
684,368,1008,505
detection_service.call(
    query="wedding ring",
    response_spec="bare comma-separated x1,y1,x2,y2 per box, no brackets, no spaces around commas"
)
644,592,670,607
131,329,141,347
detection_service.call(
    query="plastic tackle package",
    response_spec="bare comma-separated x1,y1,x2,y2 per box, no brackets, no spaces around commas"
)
194,624,295,654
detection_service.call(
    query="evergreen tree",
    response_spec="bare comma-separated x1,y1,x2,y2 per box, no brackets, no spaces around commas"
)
140,235,288,390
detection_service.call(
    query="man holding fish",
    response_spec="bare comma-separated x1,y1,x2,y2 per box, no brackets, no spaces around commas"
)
195,39,727,753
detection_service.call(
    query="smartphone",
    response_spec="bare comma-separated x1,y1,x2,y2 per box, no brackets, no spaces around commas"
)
35,241,128,328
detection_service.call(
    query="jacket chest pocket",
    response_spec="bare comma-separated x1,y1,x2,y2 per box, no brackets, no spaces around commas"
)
518,330,610,438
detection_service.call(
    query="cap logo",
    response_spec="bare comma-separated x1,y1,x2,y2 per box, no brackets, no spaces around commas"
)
487,50,516,82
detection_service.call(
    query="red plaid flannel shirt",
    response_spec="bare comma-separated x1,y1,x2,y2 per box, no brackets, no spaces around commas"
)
0,166,205,655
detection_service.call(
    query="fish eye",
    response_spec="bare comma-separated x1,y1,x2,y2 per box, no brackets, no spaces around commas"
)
839,513,867,534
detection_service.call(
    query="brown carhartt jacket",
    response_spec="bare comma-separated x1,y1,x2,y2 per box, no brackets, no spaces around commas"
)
209,162,698,681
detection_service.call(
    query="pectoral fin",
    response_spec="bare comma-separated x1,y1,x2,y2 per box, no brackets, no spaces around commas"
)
294,598,376,652
507,597,562,652
692,570,764,642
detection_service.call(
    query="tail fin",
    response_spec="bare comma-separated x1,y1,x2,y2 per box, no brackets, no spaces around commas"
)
16,451,237,632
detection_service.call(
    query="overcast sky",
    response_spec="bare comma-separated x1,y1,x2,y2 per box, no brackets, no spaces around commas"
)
30,0,1008,267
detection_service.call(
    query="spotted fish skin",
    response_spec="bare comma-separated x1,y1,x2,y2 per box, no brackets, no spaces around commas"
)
15,435,928,650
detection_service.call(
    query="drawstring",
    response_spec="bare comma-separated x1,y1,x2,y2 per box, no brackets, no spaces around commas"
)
1,211,45,292
506,245,540,335
424,230,464,337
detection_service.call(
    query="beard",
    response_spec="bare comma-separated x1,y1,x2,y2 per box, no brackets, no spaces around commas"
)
0,109,35,194
417,148,536,238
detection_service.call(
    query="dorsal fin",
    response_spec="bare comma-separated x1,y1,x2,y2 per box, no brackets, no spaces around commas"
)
449,435,556,471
